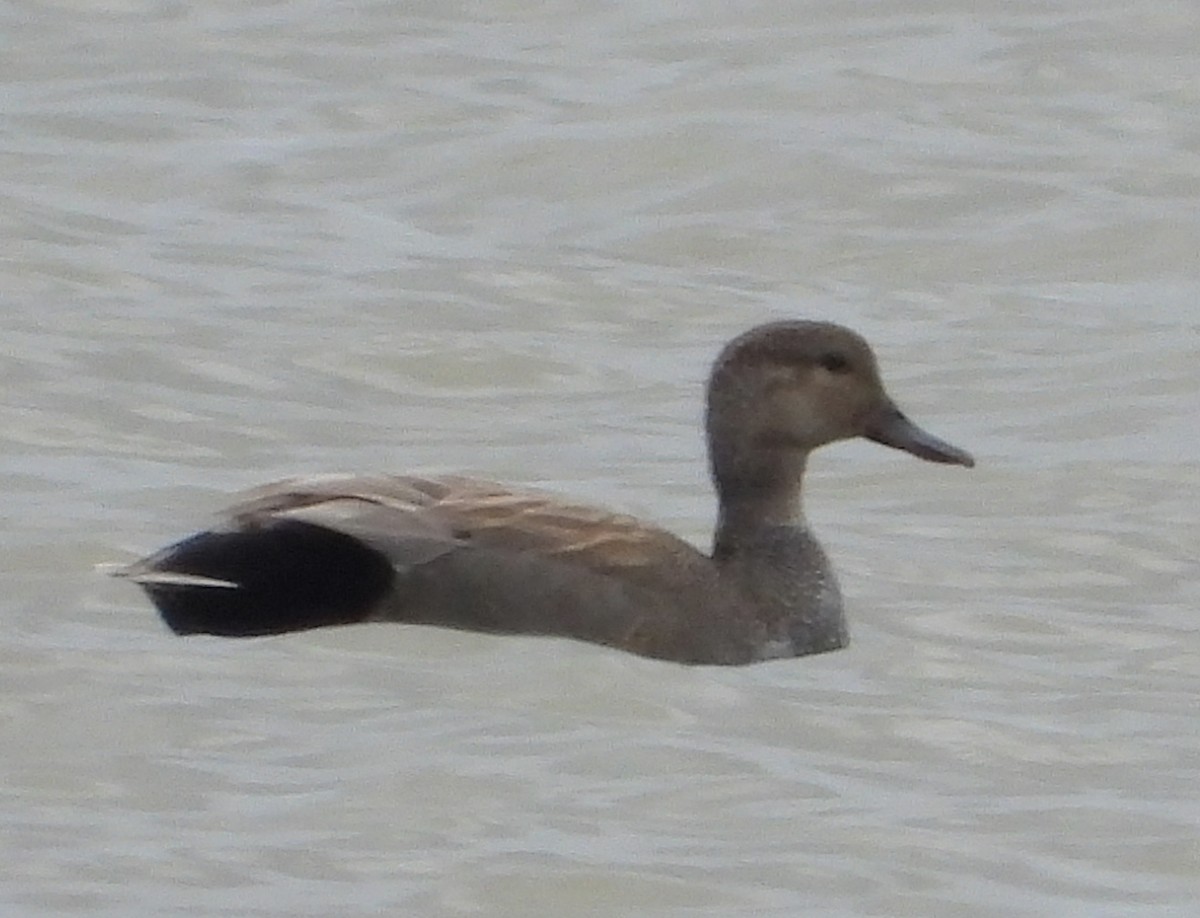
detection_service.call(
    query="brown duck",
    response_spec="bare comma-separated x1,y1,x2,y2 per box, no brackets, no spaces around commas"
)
115,320,974,665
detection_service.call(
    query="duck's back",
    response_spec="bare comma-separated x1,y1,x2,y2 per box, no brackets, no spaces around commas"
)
121,474,768,664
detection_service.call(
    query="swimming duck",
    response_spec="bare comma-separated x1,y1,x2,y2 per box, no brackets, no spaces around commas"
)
114,320,973,665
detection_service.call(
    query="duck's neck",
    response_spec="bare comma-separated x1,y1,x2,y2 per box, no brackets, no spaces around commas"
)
711,450,808,554
710,450,847,657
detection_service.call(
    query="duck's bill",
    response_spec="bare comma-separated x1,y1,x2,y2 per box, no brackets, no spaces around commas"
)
864,403,975,468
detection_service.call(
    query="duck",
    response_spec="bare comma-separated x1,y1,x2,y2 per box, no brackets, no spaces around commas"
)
113,320,974,665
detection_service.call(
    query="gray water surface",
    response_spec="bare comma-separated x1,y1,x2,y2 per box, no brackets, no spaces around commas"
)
3,1,1198,916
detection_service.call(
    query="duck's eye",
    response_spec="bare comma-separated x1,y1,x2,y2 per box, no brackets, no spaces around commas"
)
818,352,850,373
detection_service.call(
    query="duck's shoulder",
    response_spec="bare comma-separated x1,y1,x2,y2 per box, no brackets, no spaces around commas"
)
431,476,709,574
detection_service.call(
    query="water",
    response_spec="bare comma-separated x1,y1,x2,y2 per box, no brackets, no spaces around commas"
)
3,1,1198,915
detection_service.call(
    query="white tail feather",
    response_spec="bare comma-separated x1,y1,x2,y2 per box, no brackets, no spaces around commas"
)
100,563,239,589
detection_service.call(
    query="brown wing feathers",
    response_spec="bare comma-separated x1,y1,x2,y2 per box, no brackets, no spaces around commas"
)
121,475,717,650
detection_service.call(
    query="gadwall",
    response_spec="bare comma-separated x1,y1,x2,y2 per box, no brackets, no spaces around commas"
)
115,321,973,665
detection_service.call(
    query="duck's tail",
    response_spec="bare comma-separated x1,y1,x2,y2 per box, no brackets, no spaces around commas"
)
109,521,394,637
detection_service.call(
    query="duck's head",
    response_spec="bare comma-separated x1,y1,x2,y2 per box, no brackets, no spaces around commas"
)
706,321,974,496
